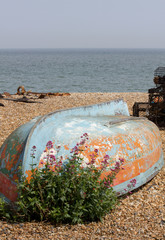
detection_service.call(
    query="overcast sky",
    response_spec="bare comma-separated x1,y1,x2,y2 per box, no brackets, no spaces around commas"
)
0,0,165,49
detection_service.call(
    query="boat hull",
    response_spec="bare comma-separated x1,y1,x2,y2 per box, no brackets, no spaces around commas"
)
0,100,164,202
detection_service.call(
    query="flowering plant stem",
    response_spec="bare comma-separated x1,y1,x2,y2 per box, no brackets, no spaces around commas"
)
0,133,124,224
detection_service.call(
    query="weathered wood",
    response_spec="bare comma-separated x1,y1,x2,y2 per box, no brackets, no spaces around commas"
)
2,96,41,103
0,99,164,202
28,92,71,96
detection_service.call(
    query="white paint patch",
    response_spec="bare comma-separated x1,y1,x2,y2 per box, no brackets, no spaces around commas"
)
56,128,64,137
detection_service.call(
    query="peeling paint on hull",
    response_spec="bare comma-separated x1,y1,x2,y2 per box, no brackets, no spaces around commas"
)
0,100,164,202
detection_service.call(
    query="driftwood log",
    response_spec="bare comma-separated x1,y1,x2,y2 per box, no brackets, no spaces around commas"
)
2,96,41,103
14,96,41,103
0,86,71,106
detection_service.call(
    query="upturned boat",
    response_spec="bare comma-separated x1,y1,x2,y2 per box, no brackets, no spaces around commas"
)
0,99,164,202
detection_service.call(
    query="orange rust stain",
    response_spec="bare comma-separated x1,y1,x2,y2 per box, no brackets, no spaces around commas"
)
25,169,37,183
83,130,161,163
77,133,162,186
100,146,161,187
16,144,23,152
0,144,8,161
25,170,32,183
64,145,69,150
25,146,161,187
76,131,161,170
80,138,113,161
6,153,20,171
5,144,23,171
6,160,14,171
25,166,58,183
38,161,44,168
25,127,162,187
13,174,19,181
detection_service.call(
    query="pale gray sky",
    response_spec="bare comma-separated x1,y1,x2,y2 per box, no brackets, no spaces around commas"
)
0,0,165,48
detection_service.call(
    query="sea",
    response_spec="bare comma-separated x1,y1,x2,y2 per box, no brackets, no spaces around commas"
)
0,48,165,94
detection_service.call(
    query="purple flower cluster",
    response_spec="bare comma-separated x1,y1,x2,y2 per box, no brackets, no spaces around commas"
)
122,178,137,195
110,158,124,172
30,145,37,158
84,148,99,166
102,157,125,189
39,141,64,171
126,179,137,190
101,154,110,168
33,135,127,194
70,145,79,155
104,180,111,188
89,153,96,165
70,133,89,155
46,141,53,150
81,133,88,138
130,178,137,187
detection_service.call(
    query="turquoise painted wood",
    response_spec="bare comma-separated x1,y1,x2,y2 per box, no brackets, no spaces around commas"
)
0,99,164,202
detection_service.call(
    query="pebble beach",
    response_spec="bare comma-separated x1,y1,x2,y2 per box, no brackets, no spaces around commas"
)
0,92,164,239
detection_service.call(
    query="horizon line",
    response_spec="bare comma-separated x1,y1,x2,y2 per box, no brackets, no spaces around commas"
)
0,47,165,50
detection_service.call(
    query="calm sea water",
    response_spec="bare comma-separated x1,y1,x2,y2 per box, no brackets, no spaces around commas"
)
0,48,165,94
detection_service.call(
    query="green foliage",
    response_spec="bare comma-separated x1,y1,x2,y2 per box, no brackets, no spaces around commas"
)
0,197,17,221
0,134,124,224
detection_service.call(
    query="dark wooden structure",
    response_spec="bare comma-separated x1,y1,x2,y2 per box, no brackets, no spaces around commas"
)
133,67,165,126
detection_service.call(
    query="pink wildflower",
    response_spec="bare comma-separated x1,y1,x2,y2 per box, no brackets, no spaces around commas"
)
101,154,110,168
83,133,88,137
70,145,79,154
130,179,137,187
79,139,86,145
49,155,56,161
46,141,53,150
119,158,124,163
